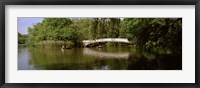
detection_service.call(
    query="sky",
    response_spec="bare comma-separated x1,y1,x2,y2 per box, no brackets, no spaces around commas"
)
18,17,44,34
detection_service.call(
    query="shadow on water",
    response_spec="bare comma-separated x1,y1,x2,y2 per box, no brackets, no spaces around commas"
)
127,53,182,70
18,46,182,70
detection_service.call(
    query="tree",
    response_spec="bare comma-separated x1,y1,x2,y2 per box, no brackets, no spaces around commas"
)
122,18,182,54
18,32,28,44
25,17,182,54
26,18,73,46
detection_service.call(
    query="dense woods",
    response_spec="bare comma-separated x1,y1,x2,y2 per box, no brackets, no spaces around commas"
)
19,18,182,54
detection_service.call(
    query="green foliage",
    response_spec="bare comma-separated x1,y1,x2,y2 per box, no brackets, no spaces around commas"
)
91,18,121,39
25,18,182,54
122,18,182,54
31,40,74,48
26,18,74,47
65,41,74,47
26,18,97,47
18,32,28,44
37,40,65,48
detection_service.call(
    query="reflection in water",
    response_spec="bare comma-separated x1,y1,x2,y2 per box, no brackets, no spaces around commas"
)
83,48,129,59
18,45,182,70
18,45,36,70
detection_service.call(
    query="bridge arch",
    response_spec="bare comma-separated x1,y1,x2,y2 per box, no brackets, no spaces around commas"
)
82,38,131,47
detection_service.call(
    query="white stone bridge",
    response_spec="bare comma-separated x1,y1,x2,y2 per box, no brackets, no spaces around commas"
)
82,38,131,47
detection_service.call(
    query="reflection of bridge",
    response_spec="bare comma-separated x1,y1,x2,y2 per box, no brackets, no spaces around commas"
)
82,38,131,47
83,48,129,59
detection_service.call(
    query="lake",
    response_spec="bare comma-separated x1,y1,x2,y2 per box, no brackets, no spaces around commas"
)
18,45,182,70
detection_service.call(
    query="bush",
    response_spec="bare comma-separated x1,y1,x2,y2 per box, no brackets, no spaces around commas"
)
37,40,65,48
65,41,74,47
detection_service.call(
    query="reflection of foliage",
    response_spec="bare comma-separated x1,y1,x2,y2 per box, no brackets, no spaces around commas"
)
142,52,156,61
20,17,182,70
28,47,130,70
25,46,181,70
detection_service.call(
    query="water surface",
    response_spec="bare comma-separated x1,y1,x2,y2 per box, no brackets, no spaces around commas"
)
18,45,182,70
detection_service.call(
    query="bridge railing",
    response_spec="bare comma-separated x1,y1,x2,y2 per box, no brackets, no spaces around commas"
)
83,38,129,43
82,38,131,46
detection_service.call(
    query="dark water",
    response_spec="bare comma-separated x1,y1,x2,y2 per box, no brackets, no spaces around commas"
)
18,45,182,70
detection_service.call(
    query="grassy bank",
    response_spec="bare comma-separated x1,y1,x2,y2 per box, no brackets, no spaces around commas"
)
32,40,74,48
